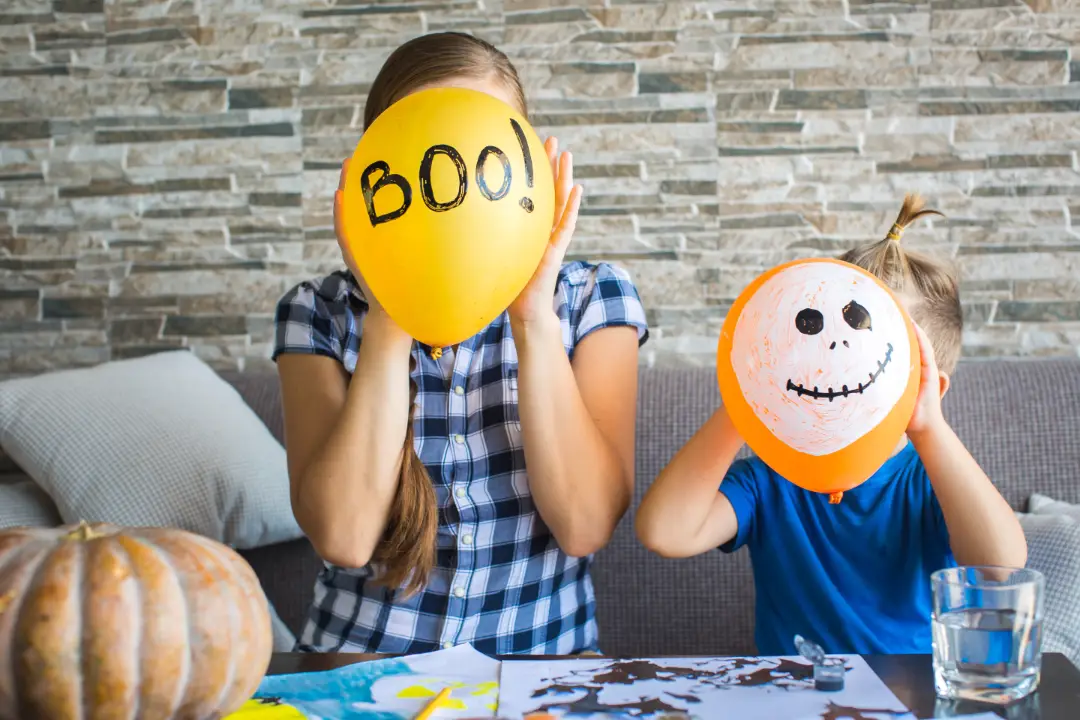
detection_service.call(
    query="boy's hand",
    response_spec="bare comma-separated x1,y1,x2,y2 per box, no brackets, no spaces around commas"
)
903,325,1027,569
907,321,947,438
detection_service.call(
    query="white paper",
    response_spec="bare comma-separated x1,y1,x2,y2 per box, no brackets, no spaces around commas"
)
497,655,915,720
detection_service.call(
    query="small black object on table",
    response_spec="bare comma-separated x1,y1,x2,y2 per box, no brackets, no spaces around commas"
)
268,652,1080,719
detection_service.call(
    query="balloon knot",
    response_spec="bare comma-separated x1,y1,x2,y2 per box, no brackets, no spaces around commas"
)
430,347,443,360
828,492,843,505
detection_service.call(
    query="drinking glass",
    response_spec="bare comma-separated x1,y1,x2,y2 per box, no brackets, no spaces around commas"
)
931,566,1044,704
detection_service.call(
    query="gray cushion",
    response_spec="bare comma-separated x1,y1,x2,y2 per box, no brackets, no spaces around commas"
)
0,351,302,550
0,476,62,529
1029,493,1080,522
1017,513,1080,666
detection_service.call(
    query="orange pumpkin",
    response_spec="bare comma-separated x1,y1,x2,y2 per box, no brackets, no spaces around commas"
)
0,522,273,720
716,257,920,502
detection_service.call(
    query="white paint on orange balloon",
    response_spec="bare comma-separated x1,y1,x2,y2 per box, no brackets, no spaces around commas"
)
730,262,911,456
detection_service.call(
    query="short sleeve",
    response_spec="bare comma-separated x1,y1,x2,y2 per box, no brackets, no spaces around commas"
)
718,458,763,554
272,273,358,363
571,262,649,347
928,479,952,551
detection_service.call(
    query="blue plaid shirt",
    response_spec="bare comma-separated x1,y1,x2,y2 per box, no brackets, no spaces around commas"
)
272,261,648,655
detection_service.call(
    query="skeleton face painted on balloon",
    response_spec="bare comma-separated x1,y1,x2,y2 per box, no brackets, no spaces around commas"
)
729,262,912,457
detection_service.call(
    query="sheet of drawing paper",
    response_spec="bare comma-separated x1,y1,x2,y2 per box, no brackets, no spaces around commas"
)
497,655,915,720
241,644,500,720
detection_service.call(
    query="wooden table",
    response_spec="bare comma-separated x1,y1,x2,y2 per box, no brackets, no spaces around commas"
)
268,652,1080,719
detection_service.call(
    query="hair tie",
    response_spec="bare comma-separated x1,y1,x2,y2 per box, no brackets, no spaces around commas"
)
886,224,904,242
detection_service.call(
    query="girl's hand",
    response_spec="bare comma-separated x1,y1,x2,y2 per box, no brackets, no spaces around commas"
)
334,159,373,299
334,159,410,344
507,136,584,331
907,321,948,438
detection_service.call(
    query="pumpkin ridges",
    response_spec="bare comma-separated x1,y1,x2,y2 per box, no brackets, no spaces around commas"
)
143,532,237,720
14,538,85,720
115,535,188,720
178,536,243,716
80,537,140,720
0,537,51,720
225,545,273,687
181,535,273,714
227,547,274,713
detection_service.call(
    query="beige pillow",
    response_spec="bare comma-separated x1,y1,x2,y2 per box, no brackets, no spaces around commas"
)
0,351,300,549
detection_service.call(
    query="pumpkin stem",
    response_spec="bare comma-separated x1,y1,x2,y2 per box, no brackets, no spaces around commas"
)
65,520,104,542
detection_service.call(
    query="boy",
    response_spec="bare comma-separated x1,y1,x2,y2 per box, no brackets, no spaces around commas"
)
635,196,1026,655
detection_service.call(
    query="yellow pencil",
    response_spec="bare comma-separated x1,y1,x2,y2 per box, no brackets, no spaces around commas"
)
414,686,452,720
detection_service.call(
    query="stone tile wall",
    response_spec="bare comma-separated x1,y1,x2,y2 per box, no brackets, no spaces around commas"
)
1,0,1079,376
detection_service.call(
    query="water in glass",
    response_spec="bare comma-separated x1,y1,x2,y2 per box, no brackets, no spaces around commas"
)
931,567,1044,704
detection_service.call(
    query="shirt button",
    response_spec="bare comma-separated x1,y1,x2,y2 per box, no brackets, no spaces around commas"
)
454,385,464,395
454,434,465,444
462,533,473,546
453,586,465,598
455,487,466,498
443,641,454,650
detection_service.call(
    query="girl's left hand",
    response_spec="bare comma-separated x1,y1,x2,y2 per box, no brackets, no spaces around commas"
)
507,136,584,329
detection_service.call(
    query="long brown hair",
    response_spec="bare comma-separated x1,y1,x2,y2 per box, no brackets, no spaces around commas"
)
839,194,964,374
363,32,526,597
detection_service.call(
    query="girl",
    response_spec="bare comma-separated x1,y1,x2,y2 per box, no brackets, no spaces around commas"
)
273,32,648,655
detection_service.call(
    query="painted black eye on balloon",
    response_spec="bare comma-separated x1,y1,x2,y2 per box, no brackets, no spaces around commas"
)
795,308,824,335
843,300,872,331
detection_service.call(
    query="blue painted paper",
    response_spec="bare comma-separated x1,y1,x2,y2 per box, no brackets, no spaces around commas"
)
241,644,501,720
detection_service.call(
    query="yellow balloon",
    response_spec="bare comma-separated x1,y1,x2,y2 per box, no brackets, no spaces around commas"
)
340,87,556,347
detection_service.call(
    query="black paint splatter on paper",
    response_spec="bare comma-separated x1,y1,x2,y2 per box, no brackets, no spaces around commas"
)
530,686,684,717
521,657,843,717
728,657,821,687
819,702,913,720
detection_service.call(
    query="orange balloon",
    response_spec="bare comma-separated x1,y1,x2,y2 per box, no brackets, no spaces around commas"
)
716,258,920,501
338,87,555,347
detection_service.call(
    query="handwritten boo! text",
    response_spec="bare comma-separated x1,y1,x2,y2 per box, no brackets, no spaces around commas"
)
359,118,538,228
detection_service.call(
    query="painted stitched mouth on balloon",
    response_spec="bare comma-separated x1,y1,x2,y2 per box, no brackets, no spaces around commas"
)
786,343,895,402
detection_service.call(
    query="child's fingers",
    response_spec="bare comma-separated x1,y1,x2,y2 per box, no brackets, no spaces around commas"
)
562,150,574,190
334,159,349,245
544,136,559,176
912,321,937,372
551,184,582,256
333,190,344,243
552,151,573,227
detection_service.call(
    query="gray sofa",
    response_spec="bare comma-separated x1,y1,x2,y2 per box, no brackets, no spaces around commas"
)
230,358,1080,657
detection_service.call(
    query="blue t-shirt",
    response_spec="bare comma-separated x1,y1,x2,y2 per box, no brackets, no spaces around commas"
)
719,442,954,655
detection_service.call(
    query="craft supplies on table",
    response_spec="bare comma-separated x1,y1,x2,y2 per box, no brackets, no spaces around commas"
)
226,644,916,720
